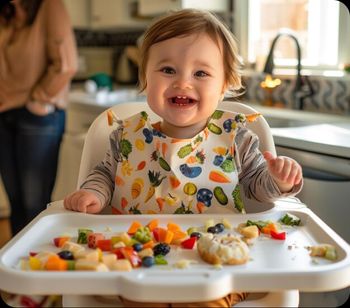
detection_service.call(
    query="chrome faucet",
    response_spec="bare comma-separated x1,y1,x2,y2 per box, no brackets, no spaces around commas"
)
263,29,314,110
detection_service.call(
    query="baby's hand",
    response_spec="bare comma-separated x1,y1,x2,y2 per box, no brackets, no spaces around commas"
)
64,190,102,214
263,151,302,192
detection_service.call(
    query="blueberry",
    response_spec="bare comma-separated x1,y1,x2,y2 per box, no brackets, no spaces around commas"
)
133,243,143,252
213,155,224,166
207,226,219,234
142,256,155,268
215,223,225,233
57,250,74,260
190,232,202,239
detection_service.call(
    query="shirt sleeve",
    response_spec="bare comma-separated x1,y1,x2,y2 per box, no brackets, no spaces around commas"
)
80,130,120,210
31,0,78,104
235,126,303,202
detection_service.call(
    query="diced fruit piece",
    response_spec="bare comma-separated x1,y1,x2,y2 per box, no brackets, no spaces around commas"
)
53,236,71,248
45,255,68,271
29,256,41,270
96,239,112,252
261,222,279,235
127,221,142,235
61,241,85,257
110,259,132,271
167,222,181,232
75,260,109,271
111,232,132,246
142,240,155,249
152,227,166,242
102,254,117,269
146,219,159,231
75,249,100,262
77,228,93,244
240,225,259,239
222,218,233,230
181,237,197,249
204,219,215,231
138,248,154,259
87,233,105,249
186,227,198,235
120,247,141,267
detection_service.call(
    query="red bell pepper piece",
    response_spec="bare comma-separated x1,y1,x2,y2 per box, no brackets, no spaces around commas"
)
270,230,286,240
181,237,197,249
112,247,125,259
96,239,112,251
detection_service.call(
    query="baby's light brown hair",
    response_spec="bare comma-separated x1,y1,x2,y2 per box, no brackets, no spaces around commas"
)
139,9,242,96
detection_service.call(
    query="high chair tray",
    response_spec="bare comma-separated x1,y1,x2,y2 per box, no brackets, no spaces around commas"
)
0,201,349,302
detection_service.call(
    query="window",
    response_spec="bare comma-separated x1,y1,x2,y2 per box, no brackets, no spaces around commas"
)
234,0,350,72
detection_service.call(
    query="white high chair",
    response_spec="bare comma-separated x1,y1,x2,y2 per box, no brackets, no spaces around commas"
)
67,101,299,307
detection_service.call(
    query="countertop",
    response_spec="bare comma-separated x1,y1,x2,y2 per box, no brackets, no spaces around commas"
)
249,104,350,159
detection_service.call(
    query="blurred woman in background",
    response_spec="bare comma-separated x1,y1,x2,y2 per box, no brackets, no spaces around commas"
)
0,0,77,236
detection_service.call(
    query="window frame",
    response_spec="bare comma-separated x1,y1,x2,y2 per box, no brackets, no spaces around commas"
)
233,0,350,75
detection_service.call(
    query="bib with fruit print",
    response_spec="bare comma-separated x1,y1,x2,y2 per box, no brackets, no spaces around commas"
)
110,109,260,215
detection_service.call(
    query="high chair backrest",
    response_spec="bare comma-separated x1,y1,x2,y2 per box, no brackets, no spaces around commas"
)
77,101,276,212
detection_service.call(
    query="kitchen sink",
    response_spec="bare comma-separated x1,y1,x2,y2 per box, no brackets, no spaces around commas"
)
263,116,316,128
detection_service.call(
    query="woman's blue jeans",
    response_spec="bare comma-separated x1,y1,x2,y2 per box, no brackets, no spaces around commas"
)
0,107,65,235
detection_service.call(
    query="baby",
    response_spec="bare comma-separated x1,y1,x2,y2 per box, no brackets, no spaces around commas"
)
64,9,302,307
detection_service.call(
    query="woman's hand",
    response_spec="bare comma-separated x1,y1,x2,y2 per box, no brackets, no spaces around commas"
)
263,151,303,193
64,189,103,214
26,100,54,116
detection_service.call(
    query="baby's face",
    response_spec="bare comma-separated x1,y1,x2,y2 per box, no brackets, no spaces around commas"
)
145,33,226,139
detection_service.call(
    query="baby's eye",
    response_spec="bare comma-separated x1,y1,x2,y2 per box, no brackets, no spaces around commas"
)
160,67,176,74
194,70,209,77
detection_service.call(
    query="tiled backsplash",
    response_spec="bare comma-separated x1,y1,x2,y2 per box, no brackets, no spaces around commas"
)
74,29,143,47
241,73,350,115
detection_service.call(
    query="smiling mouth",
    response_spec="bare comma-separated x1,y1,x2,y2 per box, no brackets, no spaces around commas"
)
169,96,197,106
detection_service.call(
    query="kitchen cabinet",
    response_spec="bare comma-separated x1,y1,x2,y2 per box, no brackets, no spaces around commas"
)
138,0,229,16
90,0,149,30
63,0,89,29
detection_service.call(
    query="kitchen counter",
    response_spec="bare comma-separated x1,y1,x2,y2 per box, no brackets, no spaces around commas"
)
247,104,350,159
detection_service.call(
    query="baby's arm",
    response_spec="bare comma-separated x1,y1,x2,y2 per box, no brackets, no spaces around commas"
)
63,130,120,213
64,190,102,213
263,151,302,193
236,127,303,202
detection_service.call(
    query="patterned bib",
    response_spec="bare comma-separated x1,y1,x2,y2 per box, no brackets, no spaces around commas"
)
110,110,256,215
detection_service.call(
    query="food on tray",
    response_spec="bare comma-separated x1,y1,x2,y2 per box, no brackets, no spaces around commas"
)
20,220,196,272
242,219,286,240
308,244,337,261
19,213,308,272
280,213,301,226
197,233,249,265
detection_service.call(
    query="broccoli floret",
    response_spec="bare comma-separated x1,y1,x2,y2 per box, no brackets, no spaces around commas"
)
120,139,132,159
